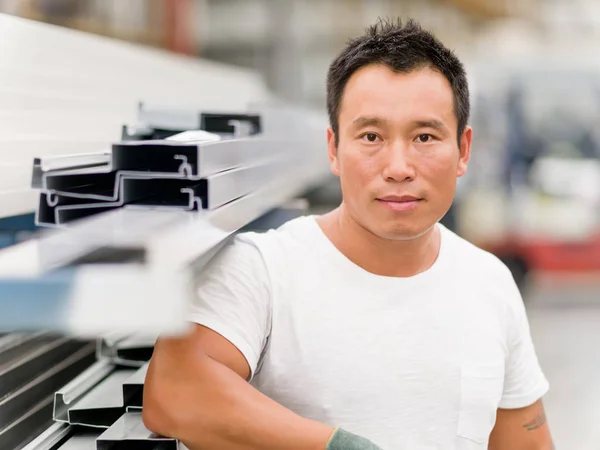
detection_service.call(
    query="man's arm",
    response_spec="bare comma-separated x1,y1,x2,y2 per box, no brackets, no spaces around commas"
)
143,237,383,450
143,324,335,450
489,400,554,450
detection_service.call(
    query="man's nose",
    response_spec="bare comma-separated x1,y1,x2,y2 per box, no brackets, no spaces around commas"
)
381,142,416,182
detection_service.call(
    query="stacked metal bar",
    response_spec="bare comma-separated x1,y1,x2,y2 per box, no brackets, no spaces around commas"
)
0,103,330,335
20,333,179,450
34,105,273,227
0,333,96,450
0,103,331,448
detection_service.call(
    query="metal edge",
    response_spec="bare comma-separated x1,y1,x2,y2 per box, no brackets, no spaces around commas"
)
96,413,177,449
122,363,148,407
53,360,115,422
19,423,72,450
0,343,96,431
0,394,56,450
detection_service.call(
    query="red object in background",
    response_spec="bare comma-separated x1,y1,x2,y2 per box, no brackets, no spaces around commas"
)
525,234,600,273
164,0,194,55
480,232,600,274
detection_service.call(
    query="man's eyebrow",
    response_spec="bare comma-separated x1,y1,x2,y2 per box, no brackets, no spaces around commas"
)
412,119,446,130
352,116,388,128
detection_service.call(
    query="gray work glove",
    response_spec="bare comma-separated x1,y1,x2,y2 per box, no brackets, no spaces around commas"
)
326,428,384,450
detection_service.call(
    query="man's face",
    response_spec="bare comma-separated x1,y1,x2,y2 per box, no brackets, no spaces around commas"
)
327,64,472,241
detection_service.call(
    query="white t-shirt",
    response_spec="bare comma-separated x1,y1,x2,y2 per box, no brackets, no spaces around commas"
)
189,216,549,449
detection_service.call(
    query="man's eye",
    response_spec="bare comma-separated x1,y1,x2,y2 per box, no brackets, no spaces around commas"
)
416,134,433,143
363,133,379,142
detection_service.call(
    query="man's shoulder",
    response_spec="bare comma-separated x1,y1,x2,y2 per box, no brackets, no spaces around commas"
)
223,215,315,264
441,225,514,283
441,226,523,316
235,215,315,248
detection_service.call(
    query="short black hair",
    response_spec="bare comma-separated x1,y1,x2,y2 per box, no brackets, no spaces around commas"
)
326,18,470,147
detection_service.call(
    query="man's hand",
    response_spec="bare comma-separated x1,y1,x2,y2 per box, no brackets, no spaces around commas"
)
489,399,554,450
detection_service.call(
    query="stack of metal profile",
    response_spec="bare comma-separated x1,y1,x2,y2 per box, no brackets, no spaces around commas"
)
0,102,330,333
19,333,170,450
0,102,331,449
34,105,292,227
0,333,96,450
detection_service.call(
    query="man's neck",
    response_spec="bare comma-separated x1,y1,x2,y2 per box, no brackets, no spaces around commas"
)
316,205,441,278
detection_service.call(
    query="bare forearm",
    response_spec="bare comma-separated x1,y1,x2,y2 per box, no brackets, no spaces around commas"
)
144,350,333,450
489,401,554,450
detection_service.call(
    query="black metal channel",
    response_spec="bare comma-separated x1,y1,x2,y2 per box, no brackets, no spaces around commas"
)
66,369,136,428
0,394,55,450
115,345,154,365
44,172,117,199
0,337,91,400
0,333,57,367
122,365,147,408
112,142,199,175
0,342,96,430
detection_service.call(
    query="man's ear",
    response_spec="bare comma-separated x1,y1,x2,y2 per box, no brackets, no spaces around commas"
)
327,127,340,177
457,126,472,178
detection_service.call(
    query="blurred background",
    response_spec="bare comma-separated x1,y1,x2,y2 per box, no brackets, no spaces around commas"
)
0,0,599,448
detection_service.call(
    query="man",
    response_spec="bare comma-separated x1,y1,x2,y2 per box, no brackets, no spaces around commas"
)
143,19,553,450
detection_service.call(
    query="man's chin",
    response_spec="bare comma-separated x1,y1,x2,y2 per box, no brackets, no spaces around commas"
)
375,222,436,242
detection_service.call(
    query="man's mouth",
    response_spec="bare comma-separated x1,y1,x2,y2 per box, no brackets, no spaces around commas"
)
376,195,422,211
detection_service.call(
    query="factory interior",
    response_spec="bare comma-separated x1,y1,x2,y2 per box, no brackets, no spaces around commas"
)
0,0,599,449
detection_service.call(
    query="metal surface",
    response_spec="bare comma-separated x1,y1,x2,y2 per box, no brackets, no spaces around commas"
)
122,363,148,408
40,136,299,201
60,369,135,428
0,343,96,430
40,155,290,226
53,361,116,422
96,413,177,450
20,424,100,450
0,332,55,364
20,423,73,450
0,395,55,450
32,154,111,189
96,334,130,361
97,333,156,367
0,337,90,399
54,432,99,450
126,406,143,413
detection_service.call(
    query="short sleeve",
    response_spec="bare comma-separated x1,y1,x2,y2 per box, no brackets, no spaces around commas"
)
499,270,549,409
188,234,272,380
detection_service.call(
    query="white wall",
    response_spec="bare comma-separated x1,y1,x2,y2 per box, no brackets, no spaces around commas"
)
0,14,273,218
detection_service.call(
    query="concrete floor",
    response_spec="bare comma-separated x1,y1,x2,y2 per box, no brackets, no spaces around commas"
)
526,277,600,450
